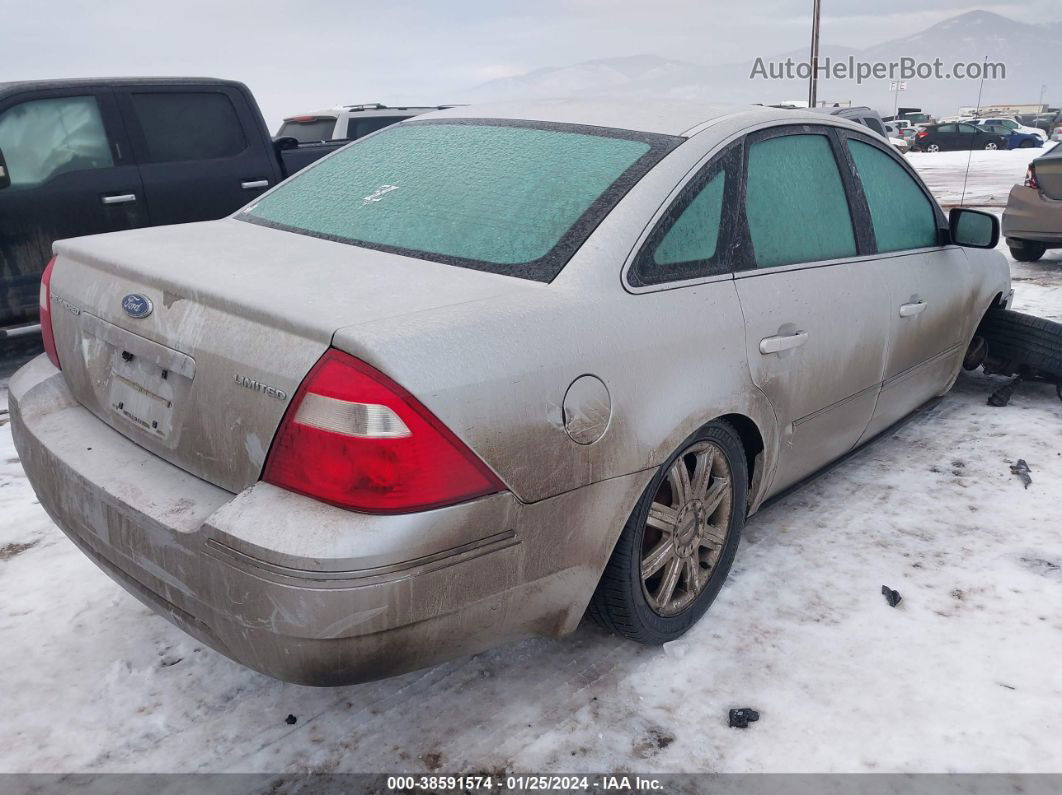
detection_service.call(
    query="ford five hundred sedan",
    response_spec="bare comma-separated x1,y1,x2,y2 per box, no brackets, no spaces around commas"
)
11,100,1010,685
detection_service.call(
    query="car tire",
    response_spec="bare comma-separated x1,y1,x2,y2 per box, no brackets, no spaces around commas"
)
1020,139,1035,148
926,143,941,153
1009,241,1047,262
588,420,748,644
984,142,999,150
978,308,1062,380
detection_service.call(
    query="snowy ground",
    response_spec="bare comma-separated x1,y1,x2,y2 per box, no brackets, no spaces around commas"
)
908,146,1054,208
1,151,1061,776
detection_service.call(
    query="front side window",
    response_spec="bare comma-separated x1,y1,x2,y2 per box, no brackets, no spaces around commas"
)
0,96,113,189
847,139,938,253
242,120,678,281
744,133,857,269
130,92,247,162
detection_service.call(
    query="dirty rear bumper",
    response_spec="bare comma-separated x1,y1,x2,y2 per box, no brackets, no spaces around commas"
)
10,355,649,685
1002,185,1062,247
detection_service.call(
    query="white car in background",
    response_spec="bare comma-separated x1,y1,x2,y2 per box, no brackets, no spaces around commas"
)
972,117,1048,141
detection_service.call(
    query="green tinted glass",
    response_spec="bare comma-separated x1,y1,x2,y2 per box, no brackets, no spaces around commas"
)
653,170,725,266
846,140,938,252
745,134,857,268
244,122,652,273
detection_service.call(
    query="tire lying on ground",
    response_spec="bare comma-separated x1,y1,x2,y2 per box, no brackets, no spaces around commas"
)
977,308,1062,379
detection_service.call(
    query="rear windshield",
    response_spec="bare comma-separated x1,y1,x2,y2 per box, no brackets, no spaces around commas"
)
277,117,337,143
241,119,680,281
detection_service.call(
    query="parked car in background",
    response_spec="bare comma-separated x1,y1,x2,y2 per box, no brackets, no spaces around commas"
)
1031,110,1060,134
1053,126,1062,142
811,105,888,136
883,122,911,153
11,100,1009,685
971,117,1048,141
813,106,907,151
1002,143,1062,262
0,77,343,333
275,103,456,144
912,123,1008,152
980,123,1044,150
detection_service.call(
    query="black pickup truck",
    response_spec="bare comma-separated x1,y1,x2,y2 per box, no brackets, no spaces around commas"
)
0,77,348,333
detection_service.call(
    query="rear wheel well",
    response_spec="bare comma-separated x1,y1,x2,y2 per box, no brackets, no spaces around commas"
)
716,413,764,495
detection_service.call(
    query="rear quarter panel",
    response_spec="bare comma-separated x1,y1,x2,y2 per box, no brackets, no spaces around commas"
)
332,121,780,509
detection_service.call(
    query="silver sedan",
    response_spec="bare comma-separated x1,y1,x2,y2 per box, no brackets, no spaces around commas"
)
11,99,1009,684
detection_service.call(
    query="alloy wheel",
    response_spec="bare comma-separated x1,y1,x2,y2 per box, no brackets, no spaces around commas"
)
639,440,734,617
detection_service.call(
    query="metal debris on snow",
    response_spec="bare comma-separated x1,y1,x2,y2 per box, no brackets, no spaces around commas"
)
1009,459,1032,489
728,708,760,729
881,585,902,608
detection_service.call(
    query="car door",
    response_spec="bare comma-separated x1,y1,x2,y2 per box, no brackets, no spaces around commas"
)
0,87,146,327
836,131,972,441
956,123,983,151
938,123,964,149
115,84,280,225
731,125,891,495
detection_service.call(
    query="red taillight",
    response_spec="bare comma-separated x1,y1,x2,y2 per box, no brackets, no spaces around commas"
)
916,131,928,138
1025,166,1039,189
263,349,504,513
39,256,61,369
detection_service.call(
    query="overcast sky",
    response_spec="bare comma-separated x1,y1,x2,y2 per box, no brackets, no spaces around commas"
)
2,0,1058,128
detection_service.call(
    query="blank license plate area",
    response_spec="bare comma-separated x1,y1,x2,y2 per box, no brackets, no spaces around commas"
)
108,351,180,441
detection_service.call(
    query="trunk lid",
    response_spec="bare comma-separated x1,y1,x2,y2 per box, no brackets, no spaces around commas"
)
48,218,519,493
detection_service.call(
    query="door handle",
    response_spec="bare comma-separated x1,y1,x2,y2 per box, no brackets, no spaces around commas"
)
241,179,269,190
101,194,136,205
899,301,928,317
759,331,808,355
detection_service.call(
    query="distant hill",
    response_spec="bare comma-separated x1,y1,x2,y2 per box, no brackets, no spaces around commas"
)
465,11,1059,117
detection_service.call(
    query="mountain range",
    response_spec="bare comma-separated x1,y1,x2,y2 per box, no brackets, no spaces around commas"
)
466,11,1059,116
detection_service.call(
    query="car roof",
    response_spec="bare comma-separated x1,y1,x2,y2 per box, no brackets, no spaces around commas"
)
412,97,836,137
286,104,458,120
0,77,243,98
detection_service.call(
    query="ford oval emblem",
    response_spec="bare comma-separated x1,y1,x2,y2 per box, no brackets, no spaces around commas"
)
121,293,153,319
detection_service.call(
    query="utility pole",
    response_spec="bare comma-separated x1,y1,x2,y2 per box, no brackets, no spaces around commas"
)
1040,84,1047,111
808,0,822,108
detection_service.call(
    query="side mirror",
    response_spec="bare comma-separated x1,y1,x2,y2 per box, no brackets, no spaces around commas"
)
950,208,999,249
0,147,10,189
273,136,299,152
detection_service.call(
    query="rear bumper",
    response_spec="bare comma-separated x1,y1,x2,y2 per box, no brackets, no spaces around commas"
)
1002,185,1062,246
10,355,649,685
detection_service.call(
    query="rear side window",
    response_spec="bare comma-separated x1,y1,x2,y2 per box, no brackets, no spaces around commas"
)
654,172,725,266
937,125,956,133
0,96,113,189
277,117,336,143
130,92,247,163
863,117,887,136
744,134,856,268
846,140,938,252
242,120,678,282
347,116,407,140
